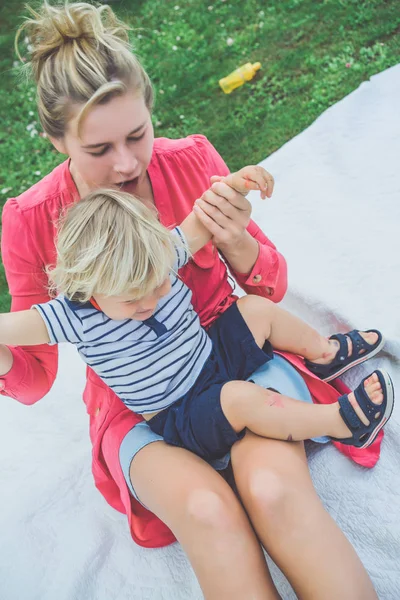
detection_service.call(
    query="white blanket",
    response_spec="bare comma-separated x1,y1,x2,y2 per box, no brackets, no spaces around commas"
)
1,65,399,599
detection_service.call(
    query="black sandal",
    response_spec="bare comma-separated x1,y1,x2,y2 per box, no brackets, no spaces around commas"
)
305,329,384,382
330,369,394,449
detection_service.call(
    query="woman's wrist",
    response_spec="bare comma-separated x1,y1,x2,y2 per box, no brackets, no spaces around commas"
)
217,231,259,274
0,344,14,377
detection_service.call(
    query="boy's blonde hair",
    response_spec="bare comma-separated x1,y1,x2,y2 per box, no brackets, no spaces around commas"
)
48,190,178,303
16,1,153,138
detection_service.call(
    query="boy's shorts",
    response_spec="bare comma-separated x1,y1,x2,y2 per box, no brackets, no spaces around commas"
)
148,301,273,461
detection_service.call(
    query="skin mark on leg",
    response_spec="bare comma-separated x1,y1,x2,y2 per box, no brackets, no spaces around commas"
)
287,434,293,442
266,392,285,408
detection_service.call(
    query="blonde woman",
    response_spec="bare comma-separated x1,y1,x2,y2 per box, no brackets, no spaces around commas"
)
1,3,381,598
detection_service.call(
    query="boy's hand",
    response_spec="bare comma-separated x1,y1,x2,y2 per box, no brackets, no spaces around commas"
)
221,165,273,200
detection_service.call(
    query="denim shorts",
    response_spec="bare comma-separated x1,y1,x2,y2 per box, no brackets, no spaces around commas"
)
119,352,329,507
147,302,273,461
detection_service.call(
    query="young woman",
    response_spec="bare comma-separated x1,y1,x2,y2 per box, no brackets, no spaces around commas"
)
0,3,380,598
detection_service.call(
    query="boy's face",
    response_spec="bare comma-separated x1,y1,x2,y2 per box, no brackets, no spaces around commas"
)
93,278,172,321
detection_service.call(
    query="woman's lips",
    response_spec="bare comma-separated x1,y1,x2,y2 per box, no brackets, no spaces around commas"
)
119,176,139,189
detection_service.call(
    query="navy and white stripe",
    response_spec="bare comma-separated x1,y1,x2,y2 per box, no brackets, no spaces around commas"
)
33,227,212,414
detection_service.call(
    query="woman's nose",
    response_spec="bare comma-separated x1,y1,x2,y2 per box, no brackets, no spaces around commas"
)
114,147,138,177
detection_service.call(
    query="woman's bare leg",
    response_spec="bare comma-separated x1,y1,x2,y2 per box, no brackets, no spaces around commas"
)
232,432,378,600
129,440,281,600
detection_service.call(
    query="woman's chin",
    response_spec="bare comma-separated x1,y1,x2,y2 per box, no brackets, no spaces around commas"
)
119,177,140,193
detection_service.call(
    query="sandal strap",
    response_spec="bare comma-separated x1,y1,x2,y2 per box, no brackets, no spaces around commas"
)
343,329,377,357
329,333,349,367
337,395,363,431
355,369,387,420
330,329,379,366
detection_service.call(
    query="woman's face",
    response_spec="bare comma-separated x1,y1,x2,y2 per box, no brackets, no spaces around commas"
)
52,91,154,196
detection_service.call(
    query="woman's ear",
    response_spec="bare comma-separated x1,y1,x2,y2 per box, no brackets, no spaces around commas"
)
49,136,67,155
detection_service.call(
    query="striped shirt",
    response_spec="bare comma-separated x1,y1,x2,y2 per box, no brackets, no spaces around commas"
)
34,228,212,414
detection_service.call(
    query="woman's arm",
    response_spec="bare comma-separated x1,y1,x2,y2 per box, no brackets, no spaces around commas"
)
198,185,288,301
0,310,50,346
0,198,58,403
225,219,288,303
190,137,287,301
218,231,260,276
181,166,269,256
188,170,287,301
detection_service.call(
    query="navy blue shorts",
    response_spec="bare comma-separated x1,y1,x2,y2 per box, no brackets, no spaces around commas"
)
148,302,273,461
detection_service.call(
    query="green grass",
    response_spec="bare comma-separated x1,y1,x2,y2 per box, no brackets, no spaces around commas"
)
1,0,400,310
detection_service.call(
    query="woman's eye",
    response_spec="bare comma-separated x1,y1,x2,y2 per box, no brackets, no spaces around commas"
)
128,132,145,143
89,146,109,157
88,132,145,156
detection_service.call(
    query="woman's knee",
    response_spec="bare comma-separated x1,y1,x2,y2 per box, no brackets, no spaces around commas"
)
185,487,244,531
129,441,246,532
233,435,315,523
245,468,298,519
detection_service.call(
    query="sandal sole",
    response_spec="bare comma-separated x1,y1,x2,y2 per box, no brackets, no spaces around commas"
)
322,334,385,382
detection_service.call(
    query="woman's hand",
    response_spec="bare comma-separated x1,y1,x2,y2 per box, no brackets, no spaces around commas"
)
193,166,274,250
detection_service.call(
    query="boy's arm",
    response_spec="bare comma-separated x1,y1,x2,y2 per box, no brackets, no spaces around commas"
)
180,210,212,256
0,310,50,346
181,166,269,255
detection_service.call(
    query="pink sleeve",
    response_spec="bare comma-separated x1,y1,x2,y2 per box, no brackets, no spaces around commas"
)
193,134,230,179
227,220,288,303
194,135,288,302
0,199,58,404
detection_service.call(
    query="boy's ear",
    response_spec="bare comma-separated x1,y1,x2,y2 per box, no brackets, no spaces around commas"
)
49,136,68,155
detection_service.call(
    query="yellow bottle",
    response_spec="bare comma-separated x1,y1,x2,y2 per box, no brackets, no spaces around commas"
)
219,62,261,94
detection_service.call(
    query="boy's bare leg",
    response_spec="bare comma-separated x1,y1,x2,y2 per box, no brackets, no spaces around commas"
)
221,374,383,442
236,295,378,365
218,295,384,442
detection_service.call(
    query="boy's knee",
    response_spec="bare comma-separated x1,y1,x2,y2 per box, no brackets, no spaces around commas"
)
222,380,248,398
221,380,250,413
237,295,273,318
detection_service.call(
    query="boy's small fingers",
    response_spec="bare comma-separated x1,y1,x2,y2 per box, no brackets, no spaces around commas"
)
263,171,275,197
241,167,274,199
247,172,268,198
244,178,259,190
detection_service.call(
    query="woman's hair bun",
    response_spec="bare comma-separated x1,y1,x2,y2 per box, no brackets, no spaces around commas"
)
14,2,153,139
16,1,130,79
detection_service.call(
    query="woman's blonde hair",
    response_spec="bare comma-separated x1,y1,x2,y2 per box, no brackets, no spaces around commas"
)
16,1,153,138
48,190,178,303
